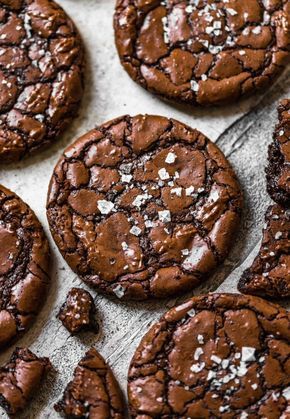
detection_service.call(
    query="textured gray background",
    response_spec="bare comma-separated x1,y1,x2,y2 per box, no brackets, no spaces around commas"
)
0,0,289,417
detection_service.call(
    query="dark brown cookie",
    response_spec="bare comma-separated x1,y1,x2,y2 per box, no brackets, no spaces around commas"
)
128,293,290,418
0,184,50,349
266,99,290,207
0,0,84,162
0,347,51,416
47,115,242,300
55,347,124,418
238,204,290,299
57,287,98,334
114,0,290,107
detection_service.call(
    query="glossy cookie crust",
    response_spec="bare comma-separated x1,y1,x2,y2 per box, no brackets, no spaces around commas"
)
266,99,290,207
0,184,50,349
54,348,124,418
0,347,51,416
128,293,290,418
114,0,290,106
238,204,290,299
47,115,242,300
0,0,84,162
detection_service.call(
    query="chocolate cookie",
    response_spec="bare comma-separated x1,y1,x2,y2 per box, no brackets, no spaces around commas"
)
58,287,98,334
0,0,84,162
55,348,124,418
0,184,50,349
47,115,242,300
238,204,290,299
114,0,290,106
266,99,290,207
0,347,51,416
128,293,290,418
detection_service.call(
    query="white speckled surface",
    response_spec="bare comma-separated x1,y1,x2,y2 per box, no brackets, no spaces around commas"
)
0,1,289,418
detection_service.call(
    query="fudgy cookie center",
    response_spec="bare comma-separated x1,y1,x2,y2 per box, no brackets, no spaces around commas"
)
0,224,19,275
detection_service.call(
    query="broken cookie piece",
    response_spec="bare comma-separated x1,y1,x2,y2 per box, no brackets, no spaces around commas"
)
238,204,290,298
0,347,51,416
57,288,98,334
54,348,124,418
266,99,290,207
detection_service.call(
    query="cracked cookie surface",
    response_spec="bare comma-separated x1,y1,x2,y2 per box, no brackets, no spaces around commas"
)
128,293,290,418
0,0,84,162
0,184,50,349
54,347,124,418
266,99,290,207
114,0,290,106
238,204,290,299
0,347,51,415
47,115,242,300
58,287,98,334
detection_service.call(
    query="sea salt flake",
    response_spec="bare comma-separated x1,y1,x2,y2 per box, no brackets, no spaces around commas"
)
165,152,177,164
132,193,151,207
97,200,114,214
209,45,223,54
213,21,222,29
190,362,205,373
252,26,262,34
171,187,182,196
190,80,199,92
251,383,258,390
119,16,127,26
227,7,238,16
35,114,45,122
236,362,248,377
186,186,195,196
121,173,132,183
121,242,128,250
241,347,256,362
211,355,222,364
174,171,180,179
282,387,290,400
158,210,171,223
275,231,282,240
197,334,204,344
130,226,141,236
222,359,229,369
187,308,196,317
205,26,214,34
145,220,154,228
194,347,204,360
158,168,170,180
207,370,216,381
113,285,125,299
219,405,229,413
